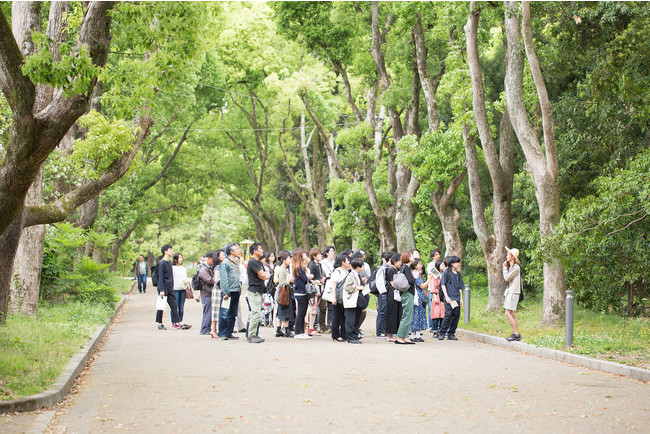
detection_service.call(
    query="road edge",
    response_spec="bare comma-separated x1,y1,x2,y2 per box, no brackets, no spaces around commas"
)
0,289,131,414
456,328,650,382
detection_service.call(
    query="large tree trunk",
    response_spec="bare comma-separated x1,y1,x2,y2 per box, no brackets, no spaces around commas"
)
0,217,24,322
431,172,466,259
504,1,566,325
464,3,517,312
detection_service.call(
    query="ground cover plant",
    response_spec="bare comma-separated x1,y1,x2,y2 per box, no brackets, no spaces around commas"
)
459,283,650,370
0,274,130,401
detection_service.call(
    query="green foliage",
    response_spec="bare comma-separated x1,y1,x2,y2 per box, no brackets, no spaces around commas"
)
70,111,137,179
0,301,115,401
553,148,650,315
41,223,118,306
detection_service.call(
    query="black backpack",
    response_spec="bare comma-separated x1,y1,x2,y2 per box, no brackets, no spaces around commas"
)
191,264,205,292
151,264,159,287
368,267,380,295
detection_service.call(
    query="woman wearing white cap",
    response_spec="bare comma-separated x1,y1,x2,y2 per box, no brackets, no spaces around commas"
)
503,247,522,341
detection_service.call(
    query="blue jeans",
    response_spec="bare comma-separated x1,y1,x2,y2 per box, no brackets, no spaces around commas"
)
376,293,387,335
200,295,211,334
137,274,147,293
174,290,186,322
218,291,241,337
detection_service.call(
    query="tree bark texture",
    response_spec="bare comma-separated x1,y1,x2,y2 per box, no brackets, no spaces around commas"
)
504,1,566,325
431,171,466,259
465,3,516,312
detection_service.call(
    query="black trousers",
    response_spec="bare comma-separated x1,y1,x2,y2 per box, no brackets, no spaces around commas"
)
440,303,461,335
344,307,362,341
295,295,308,335
331,302,346,340
155,290,181,324
386,299,402,335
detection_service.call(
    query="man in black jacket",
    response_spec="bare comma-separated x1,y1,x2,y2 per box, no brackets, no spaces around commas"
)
155,244,190,330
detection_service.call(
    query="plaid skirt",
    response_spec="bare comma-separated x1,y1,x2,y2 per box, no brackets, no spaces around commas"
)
211,287,221,321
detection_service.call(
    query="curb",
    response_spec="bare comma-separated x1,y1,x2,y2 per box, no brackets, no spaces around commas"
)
456,328,650,382
0,289,131,414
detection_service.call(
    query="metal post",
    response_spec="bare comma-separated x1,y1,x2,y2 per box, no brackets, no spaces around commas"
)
464,284,471,324
565,290,574,347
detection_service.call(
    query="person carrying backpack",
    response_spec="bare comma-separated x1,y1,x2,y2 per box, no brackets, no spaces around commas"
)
329,254,351,342
155,244,191,331
197,252,215,335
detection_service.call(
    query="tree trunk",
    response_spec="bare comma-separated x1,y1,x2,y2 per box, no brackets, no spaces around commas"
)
464,3,516,312
504,1,566,325
431,171,466,259
287,209,298,249
0,217,23,322
13,168,45,316
301,206,310,250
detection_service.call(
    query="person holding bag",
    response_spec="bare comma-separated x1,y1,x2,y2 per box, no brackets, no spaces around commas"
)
438,256,464,341
385,253,402,342
274,251,294,338
343,258,365,344
395,251,416,345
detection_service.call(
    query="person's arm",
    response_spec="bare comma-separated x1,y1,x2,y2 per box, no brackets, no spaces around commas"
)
199,266,215,286
440,271,451,304
343,272,357,294
220,262,231,298
403,267,416,285
459,274,464,306
503,263,519,282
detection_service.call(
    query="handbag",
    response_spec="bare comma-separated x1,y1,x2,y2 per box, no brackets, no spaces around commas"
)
392,270,410,293
357,292,369,310
156,296,167,311
305,282,317,299
185,281,194,299
278,285,290,306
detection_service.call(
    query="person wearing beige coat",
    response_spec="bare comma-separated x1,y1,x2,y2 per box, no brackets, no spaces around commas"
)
503,247,522,341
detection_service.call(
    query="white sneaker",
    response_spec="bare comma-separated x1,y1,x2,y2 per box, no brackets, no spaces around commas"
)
295,334,311,340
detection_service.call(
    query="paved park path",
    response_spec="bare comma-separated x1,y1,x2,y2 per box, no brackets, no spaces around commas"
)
14,287,650,432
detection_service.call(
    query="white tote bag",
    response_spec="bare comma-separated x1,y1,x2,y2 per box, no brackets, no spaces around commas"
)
322,278,334,302
156,296,167,311
343,289,359,309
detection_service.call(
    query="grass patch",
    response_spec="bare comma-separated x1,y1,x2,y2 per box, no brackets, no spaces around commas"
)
0,273,129,401
460,288,650,370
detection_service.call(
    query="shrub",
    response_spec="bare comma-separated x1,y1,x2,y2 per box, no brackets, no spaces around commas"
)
41,223,118,307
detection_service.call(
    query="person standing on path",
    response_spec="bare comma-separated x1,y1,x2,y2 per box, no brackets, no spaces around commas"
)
320,246,336,332
210,249,225,339
426,250,441,330
438,256,464,341
218,243,242,340
155,244,190,330
246,243,269,343
135,255,149,294
292,248,314,340
503,247,522,342
172,253,190,323
395,251,416,345
374,251,393,338
385,252,402,342
343,258,365,344
198,252,216,335
274,251,294,338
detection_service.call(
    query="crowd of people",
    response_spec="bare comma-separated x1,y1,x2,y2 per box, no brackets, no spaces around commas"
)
146,242,523,343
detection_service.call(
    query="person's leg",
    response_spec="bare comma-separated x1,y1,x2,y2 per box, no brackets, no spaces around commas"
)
505,309,519,335
137,274,144,293
175,290,186,322
200,295,212,334
327,301,333,329
307,298,317,334
167,292,181,325
448,306,461,336
142,274,147,293
439,303,451,337
344,308,358,342
397,292,414,339
295,296,307,335
318,297,327,331
227,291,241,336
247,292,262,339
427,292,434,330
331,303,342,339
376,293,387,336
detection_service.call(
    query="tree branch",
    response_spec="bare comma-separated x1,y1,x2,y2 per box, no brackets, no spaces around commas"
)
23,113,153,228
